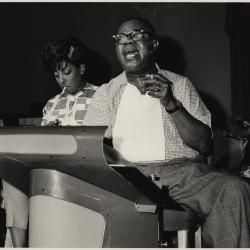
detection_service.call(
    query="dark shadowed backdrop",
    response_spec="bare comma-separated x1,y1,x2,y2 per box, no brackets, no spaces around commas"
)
0,3,230,125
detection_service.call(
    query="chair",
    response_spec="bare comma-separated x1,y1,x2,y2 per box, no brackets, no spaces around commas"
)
212,128,248,172
159,205,201,248
148,176,202,248
116,164,202,248
18,117,42,127
136,196,202,248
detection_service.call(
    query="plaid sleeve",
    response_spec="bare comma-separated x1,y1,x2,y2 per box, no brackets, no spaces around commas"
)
84,84,113,138
41,99,54,126
174,77,211,127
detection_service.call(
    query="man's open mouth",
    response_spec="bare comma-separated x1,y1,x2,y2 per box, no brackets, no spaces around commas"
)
124,50,139,59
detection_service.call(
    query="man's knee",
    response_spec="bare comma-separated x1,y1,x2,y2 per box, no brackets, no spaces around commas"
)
220,174,250,200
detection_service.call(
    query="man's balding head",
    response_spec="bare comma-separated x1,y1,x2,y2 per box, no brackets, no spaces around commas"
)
117,17,157,38
114,17,159,73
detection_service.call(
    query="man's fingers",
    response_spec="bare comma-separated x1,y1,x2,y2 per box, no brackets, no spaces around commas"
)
145,73,173,86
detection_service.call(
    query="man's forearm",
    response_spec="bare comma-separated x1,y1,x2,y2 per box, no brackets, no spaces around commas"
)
170,106,212,155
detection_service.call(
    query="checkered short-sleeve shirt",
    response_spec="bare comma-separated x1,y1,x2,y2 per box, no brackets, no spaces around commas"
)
42,83,98,126
84,69,211,161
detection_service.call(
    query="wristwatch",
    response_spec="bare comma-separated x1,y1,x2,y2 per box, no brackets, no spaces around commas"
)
165,99,182,114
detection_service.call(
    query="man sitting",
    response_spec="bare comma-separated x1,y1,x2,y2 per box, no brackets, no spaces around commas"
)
84,17,250,247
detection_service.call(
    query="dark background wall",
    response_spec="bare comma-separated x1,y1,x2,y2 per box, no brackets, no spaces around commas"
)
0,3,230,124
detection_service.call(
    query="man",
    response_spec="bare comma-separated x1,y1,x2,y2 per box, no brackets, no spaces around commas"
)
84,17,250,247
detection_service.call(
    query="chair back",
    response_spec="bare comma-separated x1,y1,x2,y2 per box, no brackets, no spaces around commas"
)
212,128,247,172
18,117,42,126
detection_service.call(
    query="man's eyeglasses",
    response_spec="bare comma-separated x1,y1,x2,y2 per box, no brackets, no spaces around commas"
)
112,29,152,45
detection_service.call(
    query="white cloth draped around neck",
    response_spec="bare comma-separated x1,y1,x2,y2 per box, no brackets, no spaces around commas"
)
113,83,165,162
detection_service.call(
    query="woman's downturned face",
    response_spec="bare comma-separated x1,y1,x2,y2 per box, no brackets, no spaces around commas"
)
54,61,84,95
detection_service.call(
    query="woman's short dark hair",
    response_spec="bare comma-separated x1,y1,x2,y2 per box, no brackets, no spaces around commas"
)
42,35,88,74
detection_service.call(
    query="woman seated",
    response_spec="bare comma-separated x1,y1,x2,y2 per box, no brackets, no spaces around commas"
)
41,35,97,126
2,35,98,247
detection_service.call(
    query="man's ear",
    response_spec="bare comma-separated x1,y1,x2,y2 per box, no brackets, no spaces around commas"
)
79,64,86,75
152,39,159,52
149,39,159,54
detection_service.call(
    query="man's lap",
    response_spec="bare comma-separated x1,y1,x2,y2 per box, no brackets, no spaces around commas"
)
135,158,250,217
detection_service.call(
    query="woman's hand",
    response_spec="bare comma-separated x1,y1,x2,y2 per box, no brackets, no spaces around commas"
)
46,119,60,126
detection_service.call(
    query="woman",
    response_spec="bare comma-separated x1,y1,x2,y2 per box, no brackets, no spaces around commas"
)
2,35,98,247
41,35,98,126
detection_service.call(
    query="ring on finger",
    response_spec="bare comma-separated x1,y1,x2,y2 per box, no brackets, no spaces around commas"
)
150,74,154,80
154,85,160,91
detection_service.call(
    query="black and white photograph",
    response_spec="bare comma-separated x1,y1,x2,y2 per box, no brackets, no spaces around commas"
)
0,2,249,248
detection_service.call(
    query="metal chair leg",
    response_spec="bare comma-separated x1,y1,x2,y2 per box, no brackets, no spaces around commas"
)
177,230,188,248
195,226,202,248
